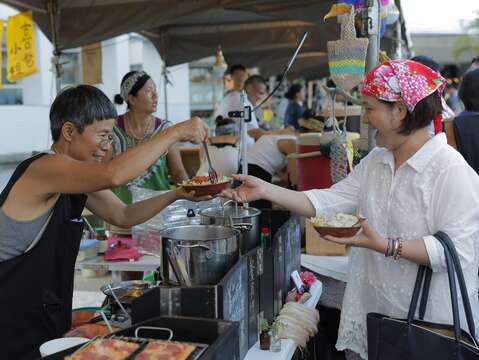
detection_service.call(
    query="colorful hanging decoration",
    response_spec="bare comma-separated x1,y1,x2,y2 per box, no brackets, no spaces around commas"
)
338,0,400,37
326,4,369,91
6,11,37,83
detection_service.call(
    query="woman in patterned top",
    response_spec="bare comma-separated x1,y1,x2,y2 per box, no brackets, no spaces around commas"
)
113,71,189,203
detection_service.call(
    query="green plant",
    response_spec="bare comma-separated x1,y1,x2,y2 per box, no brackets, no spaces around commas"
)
453,11,479,60
271,320,284,337
260,319,270,332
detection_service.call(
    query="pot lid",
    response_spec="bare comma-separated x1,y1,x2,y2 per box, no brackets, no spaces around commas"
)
199,205,261,218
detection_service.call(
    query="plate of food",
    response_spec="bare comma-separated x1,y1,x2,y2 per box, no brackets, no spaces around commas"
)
310,213,360,238
180,175,232,196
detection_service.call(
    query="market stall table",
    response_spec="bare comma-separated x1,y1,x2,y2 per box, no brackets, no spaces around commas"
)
301,255,348,310
75,254,160,282
244,280,323,360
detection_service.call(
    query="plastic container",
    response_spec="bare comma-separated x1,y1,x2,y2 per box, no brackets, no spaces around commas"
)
77,239,99,261
95,227,109,254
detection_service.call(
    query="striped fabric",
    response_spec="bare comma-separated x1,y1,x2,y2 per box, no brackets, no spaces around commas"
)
111,115,171,204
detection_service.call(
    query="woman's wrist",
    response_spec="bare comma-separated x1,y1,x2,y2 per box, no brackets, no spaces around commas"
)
370,234,388,254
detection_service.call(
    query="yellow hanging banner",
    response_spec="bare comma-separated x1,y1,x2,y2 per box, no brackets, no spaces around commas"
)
6,11,37,82
0,20,3,88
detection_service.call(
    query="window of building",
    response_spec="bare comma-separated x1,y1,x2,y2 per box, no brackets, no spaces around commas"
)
59,50,81,87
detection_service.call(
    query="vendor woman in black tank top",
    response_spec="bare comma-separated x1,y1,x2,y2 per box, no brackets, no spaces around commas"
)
0,85,210,359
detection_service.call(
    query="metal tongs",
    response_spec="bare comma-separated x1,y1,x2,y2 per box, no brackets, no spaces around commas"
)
202,141,218,183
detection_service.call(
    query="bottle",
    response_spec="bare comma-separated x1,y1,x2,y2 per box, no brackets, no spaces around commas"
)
260,227,271,249
95,227,108,254
259,319,271,350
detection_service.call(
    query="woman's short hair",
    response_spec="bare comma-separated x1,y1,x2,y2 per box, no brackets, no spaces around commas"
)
285,83,303,100
459,68,479,112
50,85,117,142
380,90,443,135
215,116,238,136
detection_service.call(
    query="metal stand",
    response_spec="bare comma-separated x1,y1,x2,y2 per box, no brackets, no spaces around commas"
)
47,0,62,94
162,61,169,120
364,0,380,150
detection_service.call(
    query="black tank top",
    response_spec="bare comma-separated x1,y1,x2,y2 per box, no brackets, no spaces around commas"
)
0,153,87,359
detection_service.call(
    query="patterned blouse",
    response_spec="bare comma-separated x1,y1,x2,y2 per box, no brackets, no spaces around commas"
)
111,115,171,204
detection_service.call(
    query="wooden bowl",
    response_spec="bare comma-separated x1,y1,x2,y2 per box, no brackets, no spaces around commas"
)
314,225,360,238
181,178,232,197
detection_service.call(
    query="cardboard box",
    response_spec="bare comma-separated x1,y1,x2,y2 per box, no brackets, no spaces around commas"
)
305,219,347,256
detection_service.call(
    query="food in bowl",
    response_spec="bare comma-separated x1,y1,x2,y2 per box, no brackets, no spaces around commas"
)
181,174,232,196
311,213,359,228
311,213,360,237
181,174,231,186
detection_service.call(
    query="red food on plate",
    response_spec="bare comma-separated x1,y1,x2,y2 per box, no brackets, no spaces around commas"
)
135,340,195,360
65,338,140,359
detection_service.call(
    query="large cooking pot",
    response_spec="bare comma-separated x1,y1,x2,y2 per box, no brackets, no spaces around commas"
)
199,202,261,254
160,225,239,286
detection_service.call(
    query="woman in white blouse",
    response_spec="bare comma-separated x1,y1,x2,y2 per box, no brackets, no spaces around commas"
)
221,60,479,359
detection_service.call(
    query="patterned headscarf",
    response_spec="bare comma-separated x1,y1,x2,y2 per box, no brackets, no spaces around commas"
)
361,59,447,112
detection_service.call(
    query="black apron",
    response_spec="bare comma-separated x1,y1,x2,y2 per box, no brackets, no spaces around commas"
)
0,153,87,359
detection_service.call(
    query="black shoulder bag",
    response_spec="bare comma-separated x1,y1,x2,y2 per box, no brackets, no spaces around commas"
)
367,231,479,360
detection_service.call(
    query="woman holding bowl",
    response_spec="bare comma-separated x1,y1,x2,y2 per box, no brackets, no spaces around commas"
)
222,60,479,359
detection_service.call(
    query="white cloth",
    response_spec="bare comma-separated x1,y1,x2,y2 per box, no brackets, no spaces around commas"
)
196,144,239,178
217,91,259,149
303,133,479,359
247,135,296,175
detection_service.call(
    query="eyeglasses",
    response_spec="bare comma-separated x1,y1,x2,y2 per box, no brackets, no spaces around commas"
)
98,134,115,148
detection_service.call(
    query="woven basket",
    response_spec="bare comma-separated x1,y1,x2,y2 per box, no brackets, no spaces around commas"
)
328,6,369,91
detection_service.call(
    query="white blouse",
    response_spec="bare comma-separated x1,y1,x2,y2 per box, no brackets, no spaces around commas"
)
304,134,479,359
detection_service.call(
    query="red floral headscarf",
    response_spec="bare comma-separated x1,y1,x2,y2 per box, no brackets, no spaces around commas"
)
361,59,447,113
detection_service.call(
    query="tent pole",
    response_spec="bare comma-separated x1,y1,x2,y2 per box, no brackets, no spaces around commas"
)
162,61,168,120
365,0,380,150
47,0,61,94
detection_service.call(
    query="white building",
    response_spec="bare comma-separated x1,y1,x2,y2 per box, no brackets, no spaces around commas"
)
0,4,211,190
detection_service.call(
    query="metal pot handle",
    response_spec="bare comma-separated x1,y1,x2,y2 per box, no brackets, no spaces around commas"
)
135,326,173,340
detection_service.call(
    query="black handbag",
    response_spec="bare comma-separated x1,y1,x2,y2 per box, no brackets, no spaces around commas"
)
367,231,479,360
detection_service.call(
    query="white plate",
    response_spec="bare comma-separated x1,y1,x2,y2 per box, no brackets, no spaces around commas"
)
39,337,89,357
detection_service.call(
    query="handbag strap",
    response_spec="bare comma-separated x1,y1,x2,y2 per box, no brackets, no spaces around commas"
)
435,231,477,340
407,231,478,345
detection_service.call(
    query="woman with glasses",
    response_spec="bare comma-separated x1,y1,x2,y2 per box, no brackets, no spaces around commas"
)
0,85,209,359
112,71,189,204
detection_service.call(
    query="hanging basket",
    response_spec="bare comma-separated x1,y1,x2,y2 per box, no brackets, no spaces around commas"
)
328,6,369,91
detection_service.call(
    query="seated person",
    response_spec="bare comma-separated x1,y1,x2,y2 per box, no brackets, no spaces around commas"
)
0,85,209,359
216,75,294,148
284,83,306,129
246,134,297,209
196,116,239,178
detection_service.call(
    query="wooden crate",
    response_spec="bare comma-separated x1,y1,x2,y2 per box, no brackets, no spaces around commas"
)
305,219,347,256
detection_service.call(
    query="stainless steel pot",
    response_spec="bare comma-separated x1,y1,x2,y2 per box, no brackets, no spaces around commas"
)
199,202,261,254
160,225,239,286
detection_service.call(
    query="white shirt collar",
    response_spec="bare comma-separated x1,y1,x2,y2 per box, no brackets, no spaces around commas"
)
377,133,447,173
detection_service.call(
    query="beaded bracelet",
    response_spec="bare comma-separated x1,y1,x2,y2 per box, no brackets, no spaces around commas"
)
393,238,403,260
385,237,403,260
